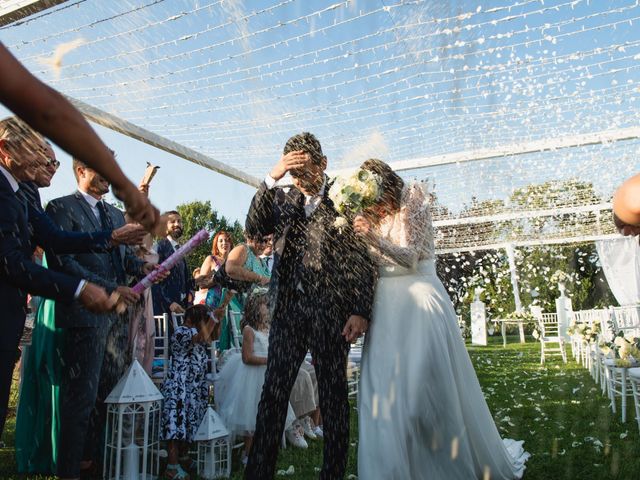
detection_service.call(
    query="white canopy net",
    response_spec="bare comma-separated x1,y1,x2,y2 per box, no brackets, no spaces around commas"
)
2,0,638,251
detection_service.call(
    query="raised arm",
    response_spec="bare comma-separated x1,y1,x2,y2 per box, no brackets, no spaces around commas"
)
0,43,158,229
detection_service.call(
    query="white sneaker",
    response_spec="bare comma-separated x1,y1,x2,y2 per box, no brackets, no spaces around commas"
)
312,425,324,438
302,416,317,440
285,427,308,449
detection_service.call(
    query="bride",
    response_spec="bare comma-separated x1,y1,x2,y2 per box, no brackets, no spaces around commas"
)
353,159,530,479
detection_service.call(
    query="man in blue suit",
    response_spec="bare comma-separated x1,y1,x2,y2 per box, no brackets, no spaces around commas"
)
46,157,161,479
0,117,118,442
152,210,192,316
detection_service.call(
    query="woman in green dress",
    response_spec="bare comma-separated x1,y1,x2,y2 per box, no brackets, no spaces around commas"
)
16,254,63,474
218,233,271,351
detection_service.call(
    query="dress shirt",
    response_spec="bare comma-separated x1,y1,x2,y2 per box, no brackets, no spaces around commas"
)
0,165,19,193
78,188,101,221
264,175,326,218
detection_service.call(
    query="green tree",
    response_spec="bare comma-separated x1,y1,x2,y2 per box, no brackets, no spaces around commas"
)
175,201,244,273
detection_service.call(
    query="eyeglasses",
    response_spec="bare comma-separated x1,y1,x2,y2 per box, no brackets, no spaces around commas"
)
45,158,60,169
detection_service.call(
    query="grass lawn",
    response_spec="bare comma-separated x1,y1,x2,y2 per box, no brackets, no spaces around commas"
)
1,336,638,479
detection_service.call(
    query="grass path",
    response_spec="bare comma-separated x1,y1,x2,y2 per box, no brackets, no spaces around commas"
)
0,336,638,479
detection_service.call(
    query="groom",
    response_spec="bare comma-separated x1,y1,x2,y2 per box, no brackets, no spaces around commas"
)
244,132,377,479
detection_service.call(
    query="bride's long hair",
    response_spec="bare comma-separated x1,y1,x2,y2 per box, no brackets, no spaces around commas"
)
361,158,404,213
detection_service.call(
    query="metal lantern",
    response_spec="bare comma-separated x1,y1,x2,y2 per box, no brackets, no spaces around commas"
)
103,359,163,480
195,406,231,479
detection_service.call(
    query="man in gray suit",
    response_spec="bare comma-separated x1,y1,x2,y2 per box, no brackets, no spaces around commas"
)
46,158,159,480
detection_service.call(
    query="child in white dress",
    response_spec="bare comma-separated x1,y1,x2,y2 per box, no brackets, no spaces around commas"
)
215,291,296,464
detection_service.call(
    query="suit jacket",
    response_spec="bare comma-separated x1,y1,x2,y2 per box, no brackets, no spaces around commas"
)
45,191,144,328
19,181,113,255
245,176,377,323
0,175,79,350
152,237,191,315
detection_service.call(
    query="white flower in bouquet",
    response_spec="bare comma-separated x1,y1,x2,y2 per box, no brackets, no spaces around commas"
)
329,168,383,223
614,336,628,348
333,216,348,231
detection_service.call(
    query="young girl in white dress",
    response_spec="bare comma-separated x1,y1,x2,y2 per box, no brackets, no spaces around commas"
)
215,291,296,464
354,159,530,480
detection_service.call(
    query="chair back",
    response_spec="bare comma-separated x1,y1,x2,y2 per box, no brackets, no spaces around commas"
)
171,312,185,330
610,305,640,337
152,313,170,384
228,310,243,349
539,313,560,337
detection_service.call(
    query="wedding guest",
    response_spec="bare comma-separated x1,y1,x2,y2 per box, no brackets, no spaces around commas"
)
215,292,298,465
153,211,191,317
218,232,271,351
161,305,218,480
0,42,159,230
0,118,119,444
259,234,274,274
15,142,144,475
290,361,323,441
192,268,208,305
46,159,161,479
200,230,235,323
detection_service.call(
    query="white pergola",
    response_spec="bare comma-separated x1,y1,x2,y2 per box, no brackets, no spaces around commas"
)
3,0,639,308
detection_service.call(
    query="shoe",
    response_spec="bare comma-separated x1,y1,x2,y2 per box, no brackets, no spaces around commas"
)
312,425,324,438
285,426,308,449
301,416,317,440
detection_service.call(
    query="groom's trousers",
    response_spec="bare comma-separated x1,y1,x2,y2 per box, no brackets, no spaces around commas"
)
245,295,351,480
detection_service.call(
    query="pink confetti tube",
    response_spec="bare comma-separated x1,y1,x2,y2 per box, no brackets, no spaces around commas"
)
131,229,210,294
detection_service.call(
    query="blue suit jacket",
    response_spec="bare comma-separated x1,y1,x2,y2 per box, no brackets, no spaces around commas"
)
152,237,191,315
45,192,144,328
19,181,113,255
0,175,79,351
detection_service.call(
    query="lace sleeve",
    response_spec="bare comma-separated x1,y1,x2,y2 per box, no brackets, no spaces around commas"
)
372,183,434,269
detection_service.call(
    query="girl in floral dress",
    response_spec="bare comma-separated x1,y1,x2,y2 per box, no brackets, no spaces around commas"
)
161,304,218,480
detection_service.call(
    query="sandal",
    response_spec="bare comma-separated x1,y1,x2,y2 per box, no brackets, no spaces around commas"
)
164,464,190,480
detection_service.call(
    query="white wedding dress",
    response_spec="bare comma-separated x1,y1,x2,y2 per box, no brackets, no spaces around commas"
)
358,184,530,479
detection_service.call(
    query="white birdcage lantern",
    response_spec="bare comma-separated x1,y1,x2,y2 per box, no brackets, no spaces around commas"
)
195,406,231,479
103,359,163,480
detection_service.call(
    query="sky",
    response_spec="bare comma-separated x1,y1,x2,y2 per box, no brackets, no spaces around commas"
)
1,0,639,225
0,104,259,222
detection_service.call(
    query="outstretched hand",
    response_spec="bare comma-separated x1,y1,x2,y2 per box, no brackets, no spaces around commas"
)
113,184,160,231
111,223,147,246
342,314,369,343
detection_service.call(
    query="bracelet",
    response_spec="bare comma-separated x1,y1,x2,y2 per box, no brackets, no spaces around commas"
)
78,280,89,296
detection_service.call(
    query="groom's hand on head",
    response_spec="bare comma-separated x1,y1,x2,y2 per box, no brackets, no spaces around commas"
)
342,315,369,343
270,150,309,181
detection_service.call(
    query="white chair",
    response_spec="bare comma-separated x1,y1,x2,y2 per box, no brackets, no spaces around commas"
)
152,313,170,386
538,316,567,365
604,359,634,423
629,367,640,433
171,312,185,330
227,310,243,349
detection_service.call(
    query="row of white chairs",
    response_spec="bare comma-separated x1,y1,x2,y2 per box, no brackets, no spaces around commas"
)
569,305,640,431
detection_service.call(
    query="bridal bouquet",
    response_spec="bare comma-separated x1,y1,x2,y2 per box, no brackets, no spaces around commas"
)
329,168,383,229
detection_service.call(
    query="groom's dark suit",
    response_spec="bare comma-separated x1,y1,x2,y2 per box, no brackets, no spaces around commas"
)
245,176,377,480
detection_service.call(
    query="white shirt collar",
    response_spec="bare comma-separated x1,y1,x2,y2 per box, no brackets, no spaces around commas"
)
78,188,101,208
168,236,179,249
0,164,19,193
303,176,327,202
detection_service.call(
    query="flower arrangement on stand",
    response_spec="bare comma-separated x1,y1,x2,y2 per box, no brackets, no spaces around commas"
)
607,332,640,367
550,270,572,295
